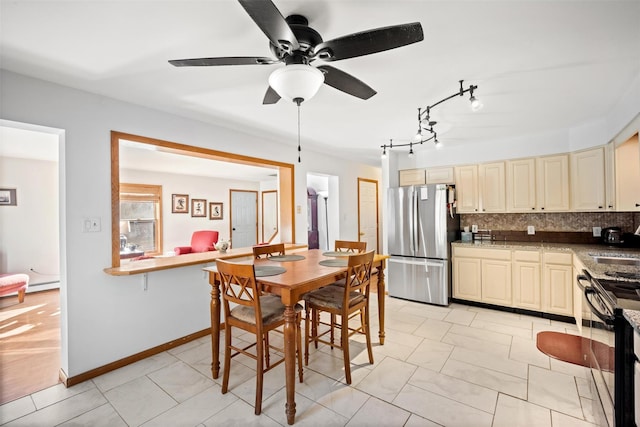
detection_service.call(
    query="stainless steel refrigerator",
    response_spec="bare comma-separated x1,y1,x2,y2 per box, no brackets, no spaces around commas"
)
387,184,460,305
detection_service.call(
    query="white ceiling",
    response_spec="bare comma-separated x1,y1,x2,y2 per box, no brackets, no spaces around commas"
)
1,1,639,165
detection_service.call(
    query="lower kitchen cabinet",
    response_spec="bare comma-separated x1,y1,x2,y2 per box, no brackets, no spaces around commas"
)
453,245,574,317
542,252,573,316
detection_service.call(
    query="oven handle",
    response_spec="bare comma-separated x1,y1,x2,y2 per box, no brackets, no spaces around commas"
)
583,286,615,326
576,274,590,292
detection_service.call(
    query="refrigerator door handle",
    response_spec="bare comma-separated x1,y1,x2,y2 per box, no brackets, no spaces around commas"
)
413,189,419,254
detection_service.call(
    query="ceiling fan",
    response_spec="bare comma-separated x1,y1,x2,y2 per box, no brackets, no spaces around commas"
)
169,0,424,105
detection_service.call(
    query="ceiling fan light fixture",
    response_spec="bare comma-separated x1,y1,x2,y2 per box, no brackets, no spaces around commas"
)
268,65,324,103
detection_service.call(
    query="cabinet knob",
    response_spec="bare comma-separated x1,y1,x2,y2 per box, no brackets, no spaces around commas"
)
541,207,545,210
532,208,535,210
636,203,640,207
608,205,613,209
598,206,603,209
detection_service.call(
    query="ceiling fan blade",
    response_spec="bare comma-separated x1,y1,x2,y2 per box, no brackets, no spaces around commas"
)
316,65,376,100
263,86,281,104
313,22,423,62
238,0,300,52
169,57,276,67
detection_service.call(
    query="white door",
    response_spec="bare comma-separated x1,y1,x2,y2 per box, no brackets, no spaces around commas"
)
230,190,258,248
262,190,278,243
358,178,378,253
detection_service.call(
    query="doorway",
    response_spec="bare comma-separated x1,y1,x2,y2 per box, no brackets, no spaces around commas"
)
230,190,258,248
307,173,339,251
358,178,379,253
0,120,64,403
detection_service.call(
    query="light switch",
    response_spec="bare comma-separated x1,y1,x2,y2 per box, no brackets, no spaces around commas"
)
82,217,101,232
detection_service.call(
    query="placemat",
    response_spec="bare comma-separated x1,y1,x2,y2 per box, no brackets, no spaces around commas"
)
254,265,287,277
268,254,306,262
322,251,354,257
319,259,348,267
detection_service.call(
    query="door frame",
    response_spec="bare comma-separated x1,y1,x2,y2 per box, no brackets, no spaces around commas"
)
357,177,379,253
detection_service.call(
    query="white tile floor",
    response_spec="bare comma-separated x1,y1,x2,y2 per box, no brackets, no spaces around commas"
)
0,297,600,426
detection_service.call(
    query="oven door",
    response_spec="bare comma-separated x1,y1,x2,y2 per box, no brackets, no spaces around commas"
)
583,280,616,427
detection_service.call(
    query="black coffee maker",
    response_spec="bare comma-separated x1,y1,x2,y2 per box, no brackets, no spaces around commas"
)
602,227,624,245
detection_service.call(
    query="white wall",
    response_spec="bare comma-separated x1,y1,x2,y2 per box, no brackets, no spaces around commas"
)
120,168,260,251
0,69,382,377
0,156,59,285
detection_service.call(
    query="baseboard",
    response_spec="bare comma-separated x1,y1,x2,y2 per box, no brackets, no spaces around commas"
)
62,328,212,387
450,298,576,324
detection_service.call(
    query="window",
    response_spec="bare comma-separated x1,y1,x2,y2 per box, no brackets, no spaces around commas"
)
119,183,163,257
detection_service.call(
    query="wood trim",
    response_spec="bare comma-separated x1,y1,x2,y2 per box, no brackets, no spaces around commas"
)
261,190,278,243
62,328,213,387
110,131,297,268
357,177,380,253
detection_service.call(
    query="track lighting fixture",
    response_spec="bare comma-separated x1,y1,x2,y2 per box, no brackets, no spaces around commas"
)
381,79,481,157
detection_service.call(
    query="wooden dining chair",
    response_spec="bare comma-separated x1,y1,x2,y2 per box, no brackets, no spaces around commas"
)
252,243,286,259
216,259,303,415
334,240,367,253
303,250,375,384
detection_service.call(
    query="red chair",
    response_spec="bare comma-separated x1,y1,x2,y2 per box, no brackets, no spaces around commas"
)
174,230,219,255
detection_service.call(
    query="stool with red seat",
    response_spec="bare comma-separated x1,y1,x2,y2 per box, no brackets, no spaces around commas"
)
0,273,30,303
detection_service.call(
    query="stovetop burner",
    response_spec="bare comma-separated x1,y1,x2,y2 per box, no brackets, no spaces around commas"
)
605,271,640,280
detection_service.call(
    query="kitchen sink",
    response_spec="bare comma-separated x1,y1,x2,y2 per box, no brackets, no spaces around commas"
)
591,255,640,266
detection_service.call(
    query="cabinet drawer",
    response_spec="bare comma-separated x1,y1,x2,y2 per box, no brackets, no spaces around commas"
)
513,250,540,262
544,252,572,265
453,246,511,260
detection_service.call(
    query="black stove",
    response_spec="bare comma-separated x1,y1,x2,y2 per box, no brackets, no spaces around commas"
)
597,278,640,311
605,270,640,280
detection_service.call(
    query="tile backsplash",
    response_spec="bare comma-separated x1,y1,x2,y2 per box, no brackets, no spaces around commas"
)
460,212,640,234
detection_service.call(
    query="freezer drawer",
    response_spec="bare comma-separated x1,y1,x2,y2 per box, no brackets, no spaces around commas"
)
388,257,449,306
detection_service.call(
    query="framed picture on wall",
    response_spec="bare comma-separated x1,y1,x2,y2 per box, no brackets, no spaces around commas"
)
209,202,223,220
191,199,207,217
0,188,17,206
171,194,189,213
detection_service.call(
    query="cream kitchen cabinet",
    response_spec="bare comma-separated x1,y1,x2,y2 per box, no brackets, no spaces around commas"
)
478,161,506,212
512,250,541,311
570,147,605,211
605,141,616,210
536,154,570,212
426,166,455,184
399,168,426,186
542,251,573,316
506,158,537,212
454,165,479,213
453,246,511,305
615,133,640,211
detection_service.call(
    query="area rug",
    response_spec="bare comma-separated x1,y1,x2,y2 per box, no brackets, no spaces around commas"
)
536,331,614,372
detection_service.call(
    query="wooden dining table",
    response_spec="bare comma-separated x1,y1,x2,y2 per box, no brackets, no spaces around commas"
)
204,249,389,425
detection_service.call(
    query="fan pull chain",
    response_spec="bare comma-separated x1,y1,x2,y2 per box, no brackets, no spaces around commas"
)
296,99,302,163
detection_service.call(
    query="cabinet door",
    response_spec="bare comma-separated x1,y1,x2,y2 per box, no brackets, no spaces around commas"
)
536,155,570,212
615,133,640,211
479,162,506,212
605,142,616,211
513,261,541,310
399,169,426,186
453,257,482,301
571,147,605,211
542,264,573,316
506,158,536,212
426,167,455,184
454,165,479,213
481,259,512,306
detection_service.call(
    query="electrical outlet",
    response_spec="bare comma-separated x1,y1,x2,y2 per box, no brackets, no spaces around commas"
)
593,226,602,237
471,224,478,233
527,225,535,235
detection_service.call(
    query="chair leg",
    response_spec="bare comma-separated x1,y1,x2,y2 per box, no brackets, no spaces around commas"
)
304,305,311,365
330,313,336,348
296,313,303,382
364,305,374,364
313,309,319,349
222,326,232,394
341,313,351,384
264,331,271,368
255,331,265,415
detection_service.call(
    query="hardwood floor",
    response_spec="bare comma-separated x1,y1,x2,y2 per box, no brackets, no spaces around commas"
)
0,289,60,405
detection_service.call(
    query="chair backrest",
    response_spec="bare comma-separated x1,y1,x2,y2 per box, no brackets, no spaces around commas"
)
343,250,375,298
334,240,367,253
191,230,219,252
253,243,285,259
216,259,262,322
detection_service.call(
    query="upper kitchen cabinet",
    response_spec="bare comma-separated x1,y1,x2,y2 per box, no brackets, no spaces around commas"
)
536,154,570,212
399,168,426,186
454,165,479,213
605,142,616,211
478,162,506,212
506,158,536,212
570,147,605,211
615,133,640,211
425,166,455,184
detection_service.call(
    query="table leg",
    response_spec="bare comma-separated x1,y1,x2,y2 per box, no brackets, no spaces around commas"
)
209,273,221,379
376,263,386,345
284,304,297,425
